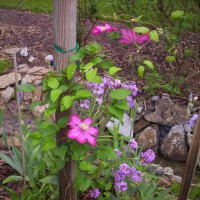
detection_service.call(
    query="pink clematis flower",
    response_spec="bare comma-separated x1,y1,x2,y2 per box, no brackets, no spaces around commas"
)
92,23,118,35
119,29,150,45
67,114,98,146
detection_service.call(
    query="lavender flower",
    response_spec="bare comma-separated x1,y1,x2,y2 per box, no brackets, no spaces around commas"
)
141,149,156,166
114,149,122,157
115,181,128,193
90,188,100,198
128,139,138,151
189,114,198,127
129,167,142,182
80,99,90,109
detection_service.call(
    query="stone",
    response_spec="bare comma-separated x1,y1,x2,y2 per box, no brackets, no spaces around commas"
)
145,99,189,126
23,92,34,101
32,76,43,85
151,96,159,102
137,106,143,114
27,67,49,75
160,125,188,161
20,47,28,57
4,47,21,54
1,87,15,102
18,66,29,74
106,113,134,137
172,175,182,183
184,123,192,133
32,105,47,118
164,167,174,178
136,124,159,151
21,75,33,84
0,72,21,89
28,55,36,63
134,118,150,133
33,86,43,101
18,64,29,69
162,93,170,99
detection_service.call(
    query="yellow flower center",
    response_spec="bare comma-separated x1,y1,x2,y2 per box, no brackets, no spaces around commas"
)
102,26,106,30
81,123,89,131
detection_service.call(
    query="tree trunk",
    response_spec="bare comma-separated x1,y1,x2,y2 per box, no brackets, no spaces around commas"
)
53,0,77,199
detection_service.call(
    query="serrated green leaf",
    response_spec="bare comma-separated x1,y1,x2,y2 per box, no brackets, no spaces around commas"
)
100,60,113,69
134,26,149,34
50,89,62,103
138,65,145,77
40,175,58,185
69,54,79,62
89,57,102,65
75,90,93,98
143,60,154,69
74,176,91,192
83,62,94,70
27,131,42,139
66,63,77,80
108,67,121,76
113,100,130,111
79,161,96,171
85,68,97,82
42,139,56,151
17,84,35,92
170,11,184,19
149,30,159,42
71,142,88,160
110,88,132,100
47,78,59,89
53,145,68,160
62,96,74,109
165,56,176,62
96,146,116,160
107,105,123,121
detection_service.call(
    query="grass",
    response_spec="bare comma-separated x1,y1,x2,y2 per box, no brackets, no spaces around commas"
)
0,58,12,75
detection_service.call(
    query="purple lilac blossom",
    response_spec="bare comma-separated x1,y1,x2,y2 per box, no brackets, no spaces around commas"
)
114,149,122,157
115,181,128,193
141,149,156,166
80,99,90,109
90,188,100,198
129,167,142,182
189,114,199,127
128,139,138,151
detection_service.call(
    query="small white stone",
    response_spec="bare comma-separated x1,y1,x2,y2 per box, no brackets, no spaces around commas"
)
4,47,21,54
28,56,36,63
20,47,28,57
1,87,15,102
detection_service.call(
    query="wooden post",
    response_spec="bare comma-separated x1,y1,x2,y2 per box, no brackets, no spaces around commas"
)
53,0,77,199
178,111,200,200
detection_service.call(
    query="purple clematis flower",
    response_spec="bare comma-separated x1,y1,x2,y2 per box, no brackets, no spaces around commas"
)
120,29,150,45
92,23,118,35
67,114,98,146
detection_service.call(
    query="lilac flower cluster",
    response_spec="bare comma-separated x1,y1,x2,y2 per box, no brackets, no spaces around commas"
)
141,149,156,166
80,99,90,109
90,188,100,198
128,139,138,152
113,163,142,193
114,149,122,157
189,114,198,127
121,81,139,109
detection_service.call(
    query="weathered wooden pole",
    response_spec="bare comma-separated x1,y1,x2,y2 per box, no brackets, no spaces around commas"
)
53,0,77,199
178,111,200,200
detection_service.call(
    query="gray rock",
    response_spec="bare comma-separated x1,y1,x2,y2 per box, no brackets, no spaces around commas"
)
0,72,21,89
162,93,170,99
164,167,174,178
151,96,159,102
160,125,188,161
4,47,21,54
106,113,133,137
172,175,182,183
145,99,189,126
20,47,28,57
136,124,159,151
21,75,32,84
137,106,143,114
27,67,49,75
18,66,29,74
1,87,15,102
18,64,29,69
32,105,47,118
184,123,192,133
134,118,151,133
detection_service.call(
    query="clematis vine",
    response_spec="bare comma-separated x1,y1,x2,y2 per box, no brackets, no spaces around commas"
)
67,114,98,146
91,23,118,35
120,28,150,45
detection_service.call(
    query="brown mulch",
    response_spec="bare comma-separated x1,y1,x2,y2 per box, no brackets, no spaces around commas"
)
0,8,200,199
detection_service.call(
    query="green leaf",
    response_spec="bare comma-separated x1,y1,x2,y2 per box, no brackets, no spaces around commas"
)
79,161,96,171
108,67,121,76
53,145,68,160
42,139,56,151
149,30,159,42
47,78,59,89
113,100,130,111
71,142,88,160
3,175,23,184
100,60,113,69
96,146,116,160
87,43,101,53
75,90,93,98
40,175,58,185
110,88,132,100
133,26,149,34
107,105,124,121
27,131,42,139
30,101,42,111
165,56,176,62
17,84,35,92
69,54,80,62
74,176,91,192
89,57,102,65
138,65,145,77
66,63,77,80
50,89,62,103
62,96,74,109
57,116,69,128
170,11,184,19
143,60,154,69
85,68,97,82
83,62,94,70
